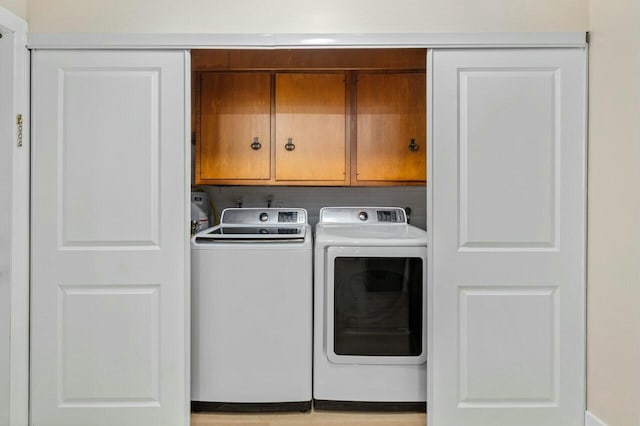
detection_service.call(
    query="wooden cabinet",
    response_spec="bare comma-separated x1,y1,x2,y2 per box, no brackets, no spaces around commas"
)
275,73,346,182
193,49,426,186
354,73,426,184
196,72,348,186
196,72,271,182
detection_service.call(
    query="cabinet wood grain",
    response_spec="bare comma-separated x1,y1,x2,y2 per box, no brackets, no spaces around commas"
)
197,72,271,183
192,49,427,71
355,73,426,183
275,73,347,182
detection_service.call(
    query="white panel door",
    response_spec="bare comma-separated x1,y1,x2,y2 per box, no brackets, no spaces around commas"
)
430,49,586,426
31,50,189,426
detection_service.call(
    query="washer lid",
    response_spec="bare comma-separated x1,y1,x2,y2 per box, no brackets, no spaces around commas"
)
194,224,307,243
315,222,428,246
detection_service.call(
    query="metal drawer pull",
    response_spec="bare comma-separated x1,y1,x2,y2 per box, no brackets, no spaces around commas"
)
250,137,262,150
408,138,419,152
285,138,296,151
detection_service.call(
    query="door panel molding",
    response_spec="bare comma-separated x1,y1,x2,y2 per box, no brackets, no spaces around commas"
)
458,286,559,407
457,67,560,250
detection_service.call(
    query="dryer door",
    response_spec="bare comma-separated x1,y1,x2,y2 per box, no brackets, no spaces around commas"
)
326,246,427,365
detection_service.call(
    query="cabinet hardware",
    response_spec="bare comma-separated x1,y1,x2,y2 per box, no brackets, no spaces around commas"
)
16,114,23,147
408,138,419,152
250,137,262,150
285,137,296,151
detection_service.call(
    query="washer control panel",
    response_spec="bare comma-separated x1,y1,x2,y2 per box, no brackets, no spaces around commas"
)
278,211,299,223
221,208,307,225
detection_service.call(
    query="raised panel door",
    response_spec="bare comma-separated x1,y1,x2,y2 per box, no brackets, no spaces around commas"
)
430,48,586,426
31,50,189,426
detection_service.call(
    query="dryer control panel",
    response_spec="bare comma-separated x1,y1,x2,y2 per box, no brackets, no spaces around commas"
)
319,207,406,224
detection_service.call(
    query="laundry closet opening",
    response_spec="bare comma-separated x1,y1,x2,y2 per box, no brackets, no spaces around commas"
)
188,48,429,416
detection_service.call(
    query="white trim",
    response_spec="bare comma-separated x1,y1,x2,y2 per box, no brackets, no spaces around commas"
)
426,48,434,411
183,49,192,426
583,43,591,426
27,32,587,50
0,7,27,34
0,6,30,426
10,29,30,426
585,411,608,426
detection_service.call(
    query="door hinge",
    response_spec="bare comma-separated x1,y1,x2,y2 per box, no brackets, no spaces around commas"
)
586,32,590,44
16,114,23,147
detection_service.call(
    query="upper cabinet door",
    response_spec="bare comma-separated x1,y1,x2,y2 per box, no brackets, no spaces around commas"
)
31,50,189,426
355,73,426,183
197,72,271,182
275,73,346,182
431,49,586,426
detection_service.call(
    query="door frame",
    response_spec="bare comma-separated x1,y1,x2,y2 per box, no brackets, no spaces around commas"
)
18,31,586,426
0,6,29,426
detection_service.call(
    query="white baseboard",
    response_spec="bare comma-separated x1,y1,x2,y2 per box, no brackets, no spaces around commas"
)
586,411,608,426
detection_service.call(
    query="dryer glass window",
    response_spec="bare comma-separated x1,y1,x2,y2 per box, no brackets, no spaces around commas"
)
333,257,423,356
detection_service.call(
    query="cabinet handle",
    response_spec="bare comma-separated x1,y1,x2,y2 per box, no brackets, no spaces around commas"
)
250,137,262,150
408,138,419,152
285,138,296,151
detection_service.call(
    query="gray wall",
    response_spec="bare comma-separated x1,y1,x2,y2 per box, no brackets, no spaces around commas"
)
199,185,427,229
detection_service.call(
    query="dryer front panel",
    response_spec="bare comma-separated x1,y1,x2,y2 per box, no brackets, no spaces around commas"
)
325,246,427,365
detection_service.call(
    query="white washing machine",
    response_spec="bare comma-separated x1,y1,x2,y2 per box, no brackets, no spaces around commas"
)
191,208,312,412
314,207,427,411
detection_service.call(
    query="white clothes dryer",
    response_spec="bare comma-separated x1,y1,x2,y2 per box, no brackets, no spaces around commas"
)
313,207,427,411
191,208,312,412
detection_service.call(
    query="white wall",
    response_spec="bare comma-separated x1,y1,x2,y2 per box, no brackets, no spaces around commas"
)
26,0,587,33
0,0,26,20
587,0,640,425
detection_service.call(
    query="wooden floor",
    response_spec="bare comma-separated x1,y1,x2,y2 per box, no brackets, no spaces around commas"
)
191,410,426,426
